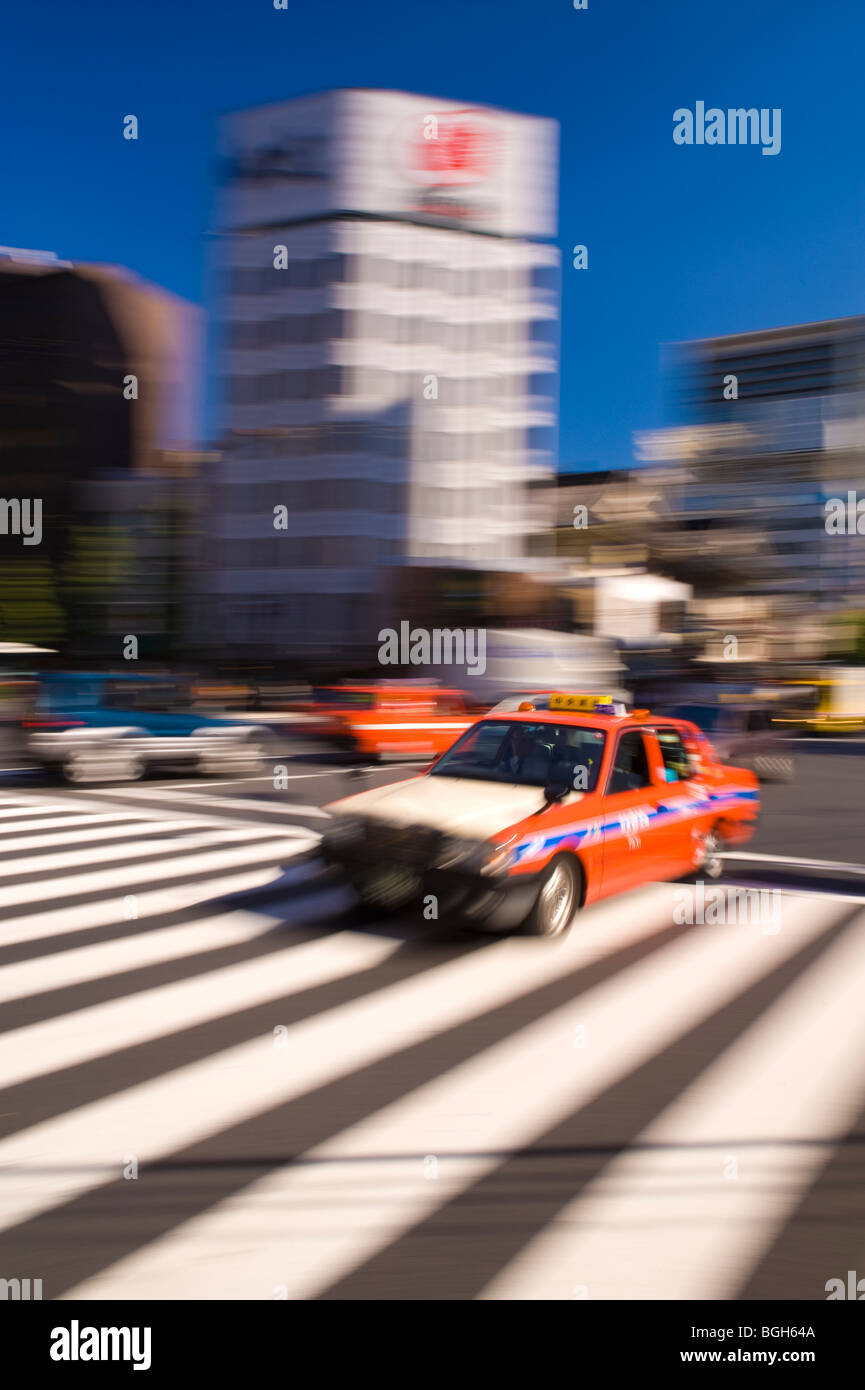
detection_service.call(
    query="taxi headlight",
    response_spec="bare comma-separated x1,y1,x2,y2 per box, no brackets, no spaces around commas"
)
479,838,518,877
322,814,365,852
434,837,480,870
435,835,519,875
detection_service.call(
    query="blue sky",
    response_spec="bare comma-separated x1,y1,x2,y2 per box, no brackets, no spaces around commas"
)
2,0,862,470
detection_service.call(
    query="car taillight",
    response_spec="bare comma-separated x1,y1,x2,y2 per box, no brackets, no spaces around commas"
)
22,719,86,729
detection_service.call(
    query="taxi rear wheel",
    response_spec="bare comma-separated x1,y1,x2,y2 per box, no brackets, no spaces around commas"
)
697,829,723,880
525,855,580,938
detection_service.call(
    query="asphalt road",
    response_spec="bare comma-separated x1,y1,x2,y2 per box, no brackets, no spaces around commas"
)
1,744,864,1300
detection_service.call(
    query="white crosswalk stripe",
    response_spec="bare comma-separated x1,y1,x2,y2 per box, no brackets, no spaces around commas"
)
51,782,332,820
0,801,80,820
480,916,865,1301
0,929,401,1092
0,817,211,854
0,812,166,838
0,888,679,1233
0,833,316,910
0,824,299,883
0,866,312,948
0,786,860,1301
59,892,849,1301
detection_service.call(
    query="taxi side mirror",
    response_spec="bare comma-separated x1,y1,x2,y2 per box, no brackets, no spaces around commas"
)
542,763,572,806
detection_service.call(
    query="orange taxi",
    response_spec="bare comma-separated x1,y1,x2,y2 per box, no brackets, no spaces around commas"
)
321,692,760,936
299,683,480,760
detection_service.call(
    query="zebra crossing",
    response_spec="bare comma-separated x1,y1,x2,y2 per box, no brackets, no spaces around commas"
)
1,786,864,1301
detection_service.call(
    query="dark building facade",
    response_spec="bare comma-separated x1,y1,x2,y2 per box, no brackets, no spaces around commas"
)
0,247,200,652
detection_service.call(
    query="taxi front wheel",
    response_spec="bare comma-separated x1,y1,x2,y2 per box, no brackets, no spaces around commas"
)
525,855,581,938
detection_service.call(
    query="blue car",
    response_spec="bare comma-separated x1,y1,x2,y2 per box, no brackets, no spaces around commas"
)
24,673,278,783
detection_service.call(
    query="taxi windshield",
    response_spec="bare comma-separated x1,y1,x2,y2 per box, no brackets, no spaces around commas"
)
430,719,606,790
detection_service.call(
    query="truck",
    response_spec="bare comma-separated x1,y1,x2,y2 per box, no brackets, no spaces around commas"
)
783,667,865,734
427,627,627,707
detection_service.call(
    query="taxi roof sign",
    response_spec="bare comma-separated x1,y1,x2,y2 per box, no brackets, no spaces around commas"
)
548,692,625,714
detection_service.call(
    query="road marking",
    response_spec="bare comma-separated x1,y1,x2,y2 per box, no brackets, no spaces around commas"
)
724,850,865,875
142,774,349,788
0,786,327,830
0,818,211,854
60,785,331,819
0,834,318,912
0,927,398,1092
0,811,163,837
0,866,291,949
0,802,86,820
0,887,682,1235
0,904,296,1007
0,826,310,884
483,906,865,1300
58,891,844,1300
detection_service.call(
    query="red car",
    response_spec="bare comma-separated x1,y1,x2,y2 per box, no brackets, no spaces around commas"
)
296,683,479,760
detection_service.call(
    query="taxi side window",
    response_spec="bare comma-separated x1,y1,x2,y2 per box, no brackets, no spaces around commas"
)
606,731,652,794
655,729,694,783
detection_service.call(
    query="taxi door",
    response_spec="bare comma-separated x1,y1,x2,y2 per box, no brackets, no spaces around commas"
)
366,693,436,757
599,728,670,897
358,691,472,757
648,724,708,879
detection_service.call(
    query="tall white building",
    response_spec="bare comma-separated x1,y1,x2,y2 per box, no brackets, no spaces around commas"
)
196,89,560,661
